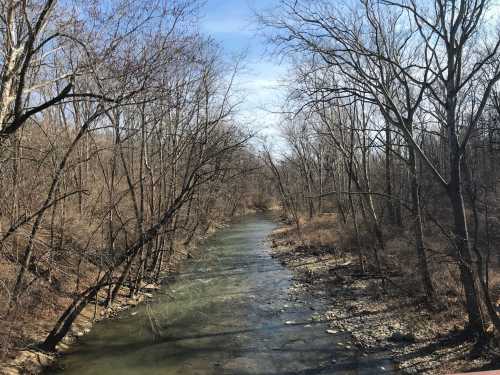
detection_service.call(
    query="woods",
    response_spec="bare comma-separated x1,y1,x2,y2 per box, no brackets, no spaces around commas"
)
0,0,265,360
2,0,500,373
262,0,500,346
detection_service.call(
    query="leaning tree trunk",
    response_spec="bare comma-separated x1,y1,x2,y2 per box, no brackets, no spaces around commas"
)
40,282,103,352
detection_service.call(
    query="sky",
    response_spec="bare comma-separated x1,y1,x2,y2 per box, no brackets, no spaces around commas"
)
198,0,500,153
199,0,287,146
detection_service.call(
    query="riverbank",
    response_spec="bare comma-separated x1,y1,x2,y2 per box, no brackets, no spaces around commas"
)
0,219,231,375
1,283,159,375
30,214,358,374
270,215,500,374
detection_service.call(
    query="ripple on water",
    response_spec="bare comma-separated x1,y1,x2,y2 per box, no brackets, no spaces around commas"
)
49,214,395,375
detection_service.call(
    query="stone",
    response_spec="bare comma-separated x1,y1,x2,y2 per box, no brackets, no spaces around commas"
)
142,283,159,291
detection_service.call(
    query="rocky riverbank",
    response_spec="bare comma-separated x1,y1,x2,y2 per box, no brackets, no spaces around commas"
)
270,222,500,374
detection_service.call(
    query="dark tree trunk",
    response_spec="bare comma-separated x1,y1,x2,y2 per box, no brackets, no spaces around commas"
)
448,157,484,336
409,147,435,301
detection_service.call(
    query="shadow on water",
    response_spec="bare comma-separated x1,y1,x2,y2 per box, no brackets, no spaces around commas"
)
48,214,396,375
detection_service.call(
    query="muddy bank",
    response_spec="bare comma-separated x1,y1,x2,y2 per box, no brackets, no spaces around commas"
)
270,224,500,374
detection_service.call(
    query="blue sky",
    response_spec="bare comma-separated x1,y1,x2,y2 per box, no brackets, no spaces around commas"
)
200,0,287,144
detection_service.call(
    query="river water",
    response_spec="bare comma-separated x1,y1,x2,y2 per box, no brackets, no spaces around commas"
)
50,214,394,374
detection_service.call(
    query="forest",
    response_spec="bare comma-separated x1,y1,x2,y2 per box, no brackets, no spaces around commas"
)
0,0,500,374
0,0,266,362
261,0,500,372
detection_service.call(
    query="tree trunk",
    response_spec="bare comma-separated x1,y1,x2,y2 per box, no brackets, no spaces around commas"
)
385,126,395,224
409,147,435,301
448,160,484,336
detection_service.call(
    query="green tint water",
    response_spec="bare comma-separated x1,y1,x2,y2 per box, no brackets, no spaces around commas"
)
49,214,394,374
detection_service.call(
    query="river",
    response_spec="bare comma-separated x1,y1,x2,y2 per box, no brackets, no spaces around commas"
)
49,214,394,374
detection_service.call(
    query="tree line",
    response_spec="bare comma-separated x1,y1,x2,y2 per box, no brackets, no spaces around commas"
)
261,0,500,341
0,0,264,356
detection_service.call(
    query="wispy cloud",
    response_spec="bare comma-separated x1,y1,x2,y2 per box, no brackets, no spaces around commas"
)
201,0,287,146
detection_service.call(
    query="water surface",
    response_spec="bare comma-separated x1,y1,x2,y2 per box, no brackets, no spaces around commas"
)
50,214,393,374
